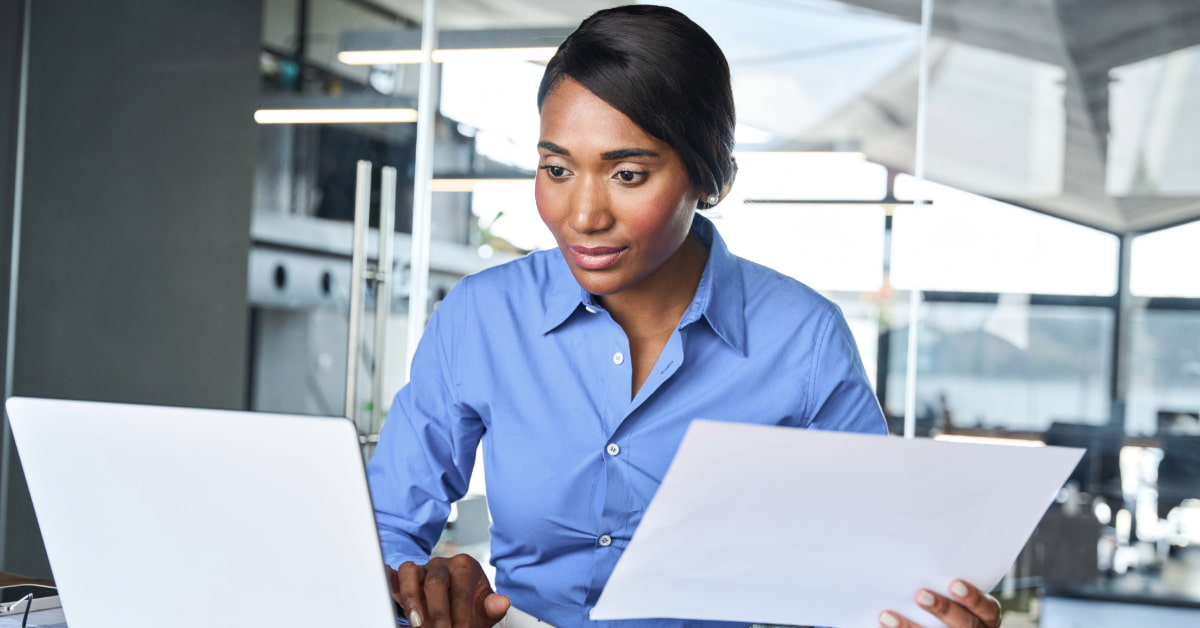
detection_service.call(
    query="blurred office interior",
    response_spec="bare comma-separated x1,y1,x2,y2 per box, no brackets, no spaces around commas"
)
0,0,1198,625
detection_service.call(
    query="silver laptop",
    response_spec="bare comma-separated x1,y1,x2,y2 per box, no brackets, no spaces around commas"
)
5,397,398,628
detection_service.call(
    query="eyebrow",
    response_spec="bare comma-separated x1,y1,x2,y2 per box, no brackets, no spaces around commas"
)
601,147,661,160
537,141,661,161
537,141,568,155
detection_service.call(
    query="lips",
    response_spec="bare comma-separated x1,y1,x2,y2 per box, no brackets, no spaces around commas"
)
568,245,627,271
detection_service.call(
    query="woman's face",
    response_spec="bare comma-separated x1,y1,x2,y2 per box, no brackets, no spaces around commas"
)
535,77,703,298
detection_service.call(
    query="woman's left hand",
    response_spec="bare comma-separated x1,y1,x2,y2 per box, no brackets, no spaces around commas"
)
878,579,1002,628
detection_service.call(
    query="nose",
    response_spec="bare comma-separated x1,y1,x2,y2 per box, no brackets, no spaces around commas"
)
568,176,613,234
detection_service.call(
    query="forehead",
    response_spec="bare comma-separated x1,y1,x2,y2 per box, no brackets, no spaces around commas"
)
538,78,670,153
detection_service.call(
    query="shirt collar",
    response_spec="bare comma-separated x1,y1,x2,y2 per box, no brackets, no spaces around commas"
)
540,249,589,334
684,214,748,356
539,214,748,357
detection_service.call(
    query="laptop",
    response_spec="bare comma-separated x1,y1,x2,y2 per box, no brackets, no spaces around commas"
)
5,396,398,628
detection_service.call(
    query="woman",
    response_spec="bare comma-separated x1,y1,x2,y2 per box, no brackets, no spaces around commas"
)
367,5,1001,628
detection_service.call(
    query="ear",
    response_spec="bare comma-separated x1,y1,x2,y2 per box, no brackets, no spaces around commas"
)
697,189,720,209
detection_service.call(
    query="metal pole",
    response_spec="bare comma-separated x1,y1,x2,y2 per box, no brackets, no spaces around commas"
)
346,161,372,423
902,0,935,440
405,0,438,381
0,0,32,568
1109,234,1133,432
373,166,397,435
293,0,309,93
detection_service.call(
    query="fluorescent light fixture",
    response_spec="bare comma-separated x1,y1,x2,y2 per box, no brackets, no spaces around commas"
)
254,108,418,124
339,27,569,66
340,46,558,66
432,177,532,193
738,150,867,160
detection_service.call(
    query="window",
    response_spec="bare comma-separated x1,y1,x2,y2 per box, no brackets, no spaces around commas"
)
891,177,1119,296
1131,220,1200,298
885,299,1113,432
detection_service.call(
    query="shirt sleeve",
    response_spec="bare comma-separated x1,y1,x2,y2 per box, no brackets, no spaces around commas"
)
366,276,485,569
805,303,889,436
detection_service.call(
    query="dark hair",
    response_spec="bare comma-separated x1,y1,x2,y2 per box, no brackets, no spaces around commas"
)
537,4,737,208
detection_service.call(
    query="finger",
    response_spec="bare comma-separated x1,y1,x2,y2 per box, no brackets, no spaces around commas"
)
481,593,511,622
446,558,479,628
912,588,987,628
453,554,509,623
948,580,1002,628
423,558,453,628
878,609,921,628
385,565,399,597
880,607,950,628
395,562,427,627
438,553,505,628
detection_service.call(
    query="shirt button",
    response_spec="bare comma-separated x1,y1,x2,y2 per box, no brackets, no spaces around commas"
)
585,305,597,314
612,352,625,365
598,534,613,547
606,443,620,456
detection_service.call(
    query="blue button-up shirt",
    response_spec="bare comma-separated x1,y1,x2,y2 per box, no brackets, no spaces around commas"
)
367,215,887,628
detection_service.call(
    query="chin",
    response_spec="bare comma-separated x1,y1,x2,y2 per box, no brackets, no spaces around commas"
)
570,274,623,296
564,266,630,297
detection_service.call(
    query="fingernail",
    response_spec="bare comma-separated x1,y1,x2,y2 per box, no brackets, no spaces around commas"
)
918,590,935,606
951,580,968,597
409,609,422,627
880,611,900,627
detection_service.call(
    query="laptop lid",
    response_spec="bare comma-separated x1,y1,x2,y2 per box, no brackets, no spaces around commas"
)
5,397,397,628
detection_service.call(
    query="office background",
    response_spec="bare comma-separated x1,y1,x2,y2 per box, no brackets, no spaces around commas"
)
0,0,1198,625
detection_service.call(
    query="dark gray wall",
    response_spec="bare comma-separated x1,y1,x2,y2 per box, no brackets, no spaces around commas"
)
2,0,262,577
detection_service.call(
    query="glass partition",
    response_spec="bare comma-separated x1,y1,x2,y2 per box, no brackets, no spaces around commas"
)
1128,308,1200,436
1129,220,1200,438
885,300,1114,432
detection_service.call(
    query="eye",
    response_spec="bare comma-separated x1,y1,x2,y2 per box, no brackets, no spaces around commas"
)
615,170,647,184
539,165,569,178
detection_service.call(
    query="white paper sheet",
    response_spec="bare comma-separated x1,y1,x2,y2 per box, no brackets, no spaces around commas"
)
590,420,1084,628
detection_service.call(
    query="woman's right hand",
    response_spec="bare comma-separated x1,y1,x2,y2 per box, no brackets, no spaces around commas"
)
389,554,511,628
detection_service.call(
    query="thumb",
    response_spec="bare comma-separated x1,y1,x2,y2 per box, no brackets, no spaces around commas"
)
483,593,511,620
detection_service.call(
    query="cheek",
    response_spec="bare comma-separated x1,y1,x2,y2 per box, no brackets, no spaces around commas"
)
534,176,574,214
533,180,555,224
627,189,694,244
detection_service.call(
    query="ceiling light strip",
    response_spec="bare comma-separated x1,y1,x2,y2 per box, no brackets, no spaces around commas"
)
253,108,418,124
338,46,558,65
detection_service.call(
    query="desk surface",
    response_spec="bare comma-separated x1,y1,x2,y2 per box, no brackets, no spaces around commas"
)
1052,546,1200,609
1041,597,1200,628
